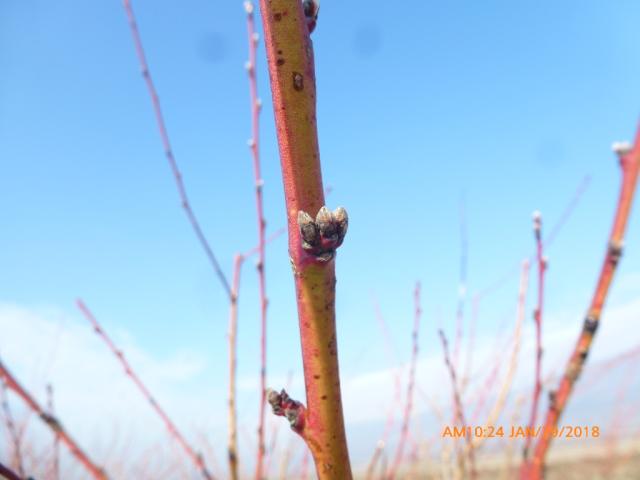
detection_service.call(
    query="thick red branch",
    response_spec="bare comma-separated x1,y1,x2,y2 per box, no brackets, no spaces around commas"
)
0,359,108,479
258,0,352,478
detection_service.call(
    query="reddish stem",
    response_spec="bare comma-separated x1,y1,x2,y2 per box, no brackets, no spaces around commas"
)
0,463,22,480
476,175,590,302
76,300,214,480
243,4,269,479
525,126,640,479
1,380,25,477
46,383,60,480
463,175,589,396
471,260,529,457
439,330,477,479
258,0,352,478
388,283,422,479
122,0,231,298
0,359,107,479
523,212,546,460
228,229,284,480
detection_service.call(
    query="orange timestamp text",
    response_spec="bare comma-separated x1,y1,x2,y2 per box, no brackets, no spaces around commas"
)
441,425,600,439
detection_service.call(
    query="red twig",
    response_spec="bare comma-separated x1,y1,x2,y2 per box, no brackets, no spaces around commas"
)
1,380,25,477
229,228,285,480
387,283,422,479
228,228,284,480
76,300,214,480
121,0,231,298
462,176,589,395
476,175,590,302
525,128,640,478
523,212,546,460
0,462,23,480
439,330,476,479
0,359,107,479
243,4,269,479
46,383,60,480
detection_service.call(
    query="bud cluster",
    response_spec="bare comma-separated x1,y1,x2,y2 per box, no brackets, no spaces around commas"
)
267,388,305,432
297,206,348,262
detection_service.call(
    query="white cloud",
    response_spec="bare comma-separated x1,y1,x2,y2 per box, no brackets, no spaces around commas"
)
0,303,223,479
0,271,638,477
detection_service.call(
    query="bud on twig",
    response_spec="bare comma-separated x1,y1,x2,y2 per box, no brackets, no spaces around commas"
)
297,206,349,261
532,210,542,240
267,388,305,433
612,141,632,156
302,0,320,34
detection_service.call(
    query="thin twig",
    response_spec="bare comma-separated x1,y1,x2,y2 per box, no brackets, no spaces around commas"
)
0,358,108,479
0,462,23,480
388,283,422,479
76,299,214,480
471,260,530,454
46,383,59,480
228,229,284,480
439,329,476,480
243,3,269,478
523,212,546,460
121,0,231,298
462,177,589,396
526,128,640,479
1,380,25,477
476,175,590,302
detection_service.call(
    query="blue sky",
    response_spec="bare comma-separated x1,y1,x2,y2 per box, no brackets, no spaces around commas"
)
2,0,640,477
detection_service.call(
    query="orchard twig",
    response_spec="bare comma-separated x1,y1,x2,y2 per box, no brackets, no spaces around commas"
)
76,300,213,480
525,127,640,479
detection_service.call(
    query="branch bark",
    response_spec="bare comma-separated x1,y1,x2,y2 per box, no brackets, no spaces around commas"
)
257,1,352,478
523,212,546,460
